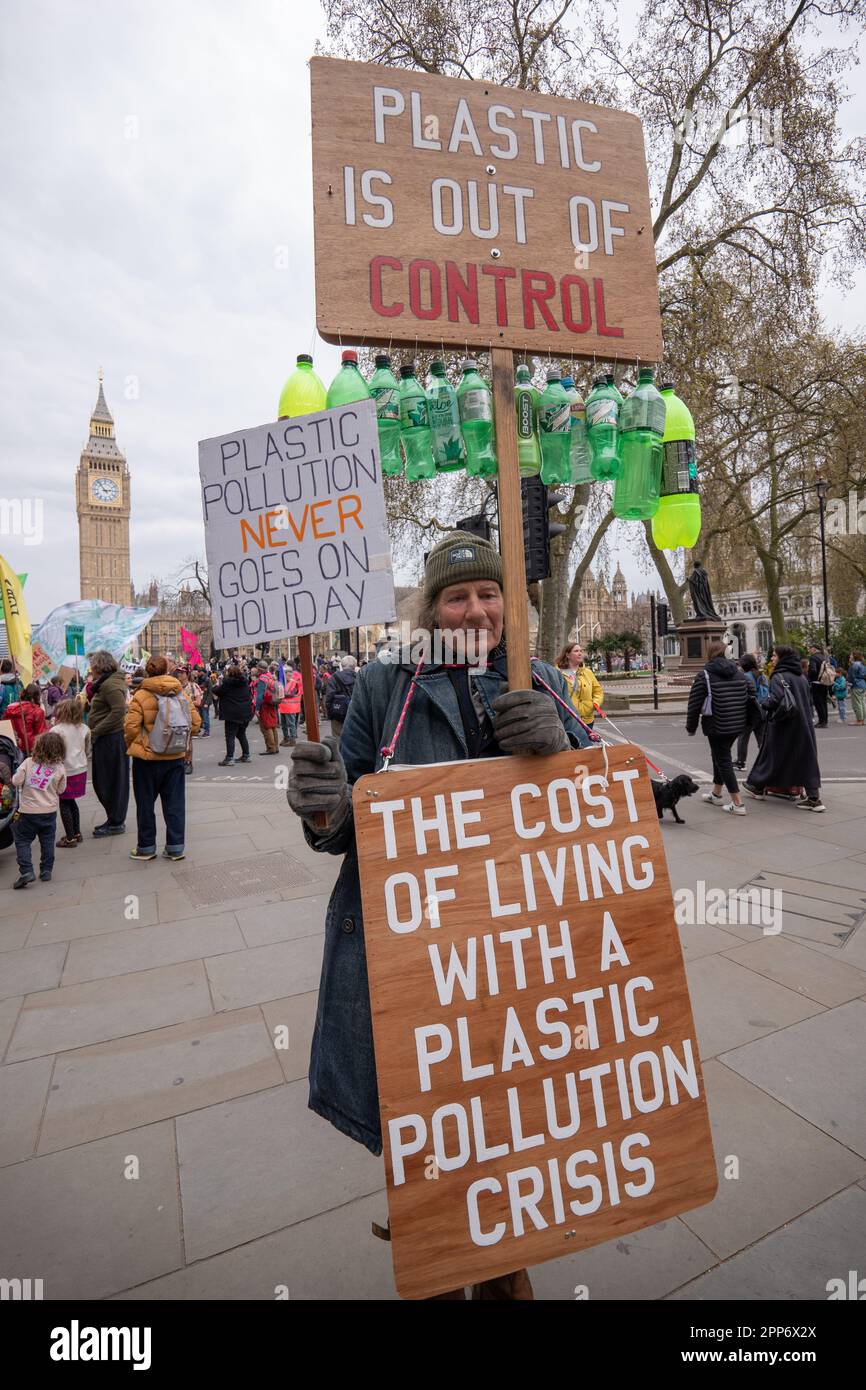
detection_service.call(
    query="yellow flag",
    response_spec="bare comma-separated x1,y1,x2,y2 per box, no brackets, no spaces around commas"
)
0,553,32,686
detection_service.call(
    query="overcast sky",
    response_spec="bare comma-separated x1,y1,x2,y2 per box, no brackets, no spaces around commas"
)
1,0,863,623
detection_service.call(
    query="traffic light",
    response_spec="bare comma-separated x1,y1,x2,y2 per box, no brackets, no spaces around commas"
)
454,512,491,542
256,641,271,657
656,602,670,637
521,476,568,582
338,628,352,651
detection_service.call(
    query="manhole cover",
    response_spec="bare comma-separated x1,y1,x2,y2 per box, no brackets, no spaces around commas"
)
174,852,316,905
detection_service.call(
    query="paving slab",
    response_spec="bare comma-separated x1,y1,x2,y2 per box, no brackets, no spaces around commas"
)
676,922,744,962
173,851,318,908
720,999,866,1156
6,959,214,1062
205,935,324,1012
713,833,853,873
798,815,866,850
155,887,207,923
0,1055,54,1166
235,897,329,949
39,1007,283,1153
80,864,179,903
61,913,244,985
670,1185,866,1300
260,992,319,1083
0,880,83,918
721,935,866,1007
528,1216,717,1301
685,954,824,1058
175,1079,383,1261
185,835,258,866
0,995,22,1060
0,942,68,999
0,1121,182,1299
679,1061,865,1259
0,912,37,951
28,895,160,946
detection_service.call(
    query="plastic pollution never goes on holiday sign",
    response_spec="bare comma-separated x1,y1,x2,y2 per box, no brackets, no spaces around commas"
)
311,57,663,362
198,399,396,647
354,742,716,1299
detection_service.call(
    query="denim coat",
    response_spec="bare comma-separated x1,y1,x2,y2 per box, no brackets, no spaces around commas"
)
302,652,592,1156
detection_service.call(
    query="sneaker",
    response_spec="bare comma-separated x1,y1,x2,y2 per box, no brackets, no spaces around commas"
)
217,758,235,767
13,872,35,890
94,824,125,838
40,870,52,881
733,762,746,771
702,791,724,806
239,755,252,762
743,783,765,799
796,796,826,812
129,848,157,861
162,849,186,861
722,803,746,816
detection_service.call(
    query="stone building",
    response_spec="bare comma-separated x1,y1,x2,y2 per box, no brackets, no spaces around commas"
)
75,372,133,606
574,563,653,652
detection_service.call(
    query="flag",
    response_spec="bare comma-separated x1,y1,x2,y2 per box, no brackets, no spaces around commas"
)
278,658,286,688
180,626,204,667
0,553,32,685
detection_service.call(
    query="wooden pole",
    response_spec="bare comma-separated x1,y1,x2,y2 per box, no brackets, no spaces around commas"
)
490,347,531,688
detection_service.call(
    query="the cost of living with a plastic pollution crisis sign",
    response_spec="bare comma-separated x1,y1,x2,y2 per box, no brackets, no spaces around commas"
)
310,57,663,360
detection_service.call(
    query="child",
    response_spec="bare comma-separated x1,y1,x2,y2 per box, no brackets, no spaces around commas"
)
11,730,67,887
833,667,849,723
5,682,48,755
53,698,91,847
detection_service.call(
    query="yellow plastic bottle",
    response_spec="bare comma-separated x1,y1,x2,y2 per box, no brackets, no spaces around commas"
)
278,354,327,418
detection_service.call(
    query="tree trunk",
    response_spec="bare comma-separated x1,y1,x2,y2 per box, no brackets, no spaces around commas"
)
643,522,687,623
563,510,616,639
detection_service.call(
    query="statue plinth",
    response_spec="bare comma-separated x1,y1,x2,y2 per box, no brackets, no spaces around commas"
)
674,617,728,669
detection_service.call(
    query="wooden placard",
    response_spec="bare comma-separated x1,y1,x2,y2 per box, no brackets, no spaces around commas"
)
311,57,663,362
354,743,716,1299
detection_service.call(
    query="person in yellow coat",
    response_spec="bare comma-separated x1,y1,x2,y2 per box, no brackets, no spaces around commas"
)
557,640,604,728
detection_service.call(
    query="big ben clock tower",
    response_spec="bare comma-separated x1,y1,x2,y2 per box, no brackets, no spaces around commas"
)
76,372,133,606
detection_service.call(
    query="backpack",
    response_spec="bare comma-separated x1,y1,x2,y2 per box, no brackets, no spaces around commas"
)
149,693,192,755
768,675,797,722
753,672,770,704
328,671,354,723
818,660,835,687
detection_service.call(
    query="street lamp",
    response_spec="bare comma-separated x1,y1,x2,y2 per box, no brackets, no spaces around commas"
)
815,479,830,647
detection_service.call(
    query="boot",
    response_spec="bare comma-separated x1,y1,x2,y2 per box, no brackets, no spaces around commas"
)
471,1268,534,1300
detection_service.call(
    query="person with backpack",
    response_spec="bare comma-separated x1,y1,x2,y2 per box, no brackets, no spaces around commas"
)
734,653,769,770
832,667,849,723
0,657,22,718
325,655,357,738
848,649,866,725
124,655,201,860
685,639,754,815
807,644,833,728
279,663,302,746
745,645,824,811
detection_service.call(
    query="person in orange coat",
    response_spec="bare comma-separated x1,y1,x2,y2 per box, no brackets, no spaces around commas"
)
279,665,302,746
5,683,48,755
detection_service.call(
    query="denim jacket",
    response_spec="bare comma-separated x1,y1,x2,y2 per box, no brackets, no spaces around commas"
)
302,653,591,1155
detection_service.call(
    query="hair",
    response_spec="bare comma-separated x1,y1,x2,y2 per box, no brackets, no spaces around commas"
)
53,698,83,726
706,640,727,661
556,641,581,668
740,653,758,673
341,655,357,670
88,650,118,675
145,655,169,677
773,644,796,663
225,665,243,680
22,682,42,703
0,658,12,674
851,650,863,662
33,731,65,765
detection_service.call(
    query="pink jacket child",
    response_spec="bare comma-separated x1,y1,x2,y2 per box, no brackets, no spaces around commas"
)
12,733,67,888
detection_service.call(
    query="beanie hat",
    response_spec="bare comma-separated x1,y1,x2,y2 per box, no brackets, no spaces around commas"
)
423,531,503,603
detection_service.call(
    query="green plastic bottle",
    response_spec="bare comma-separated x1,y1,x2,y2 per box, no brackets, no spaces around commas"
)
427,361,466,472
606,372,624,406
368,353,403,477
612,367,665,520
456,359,497,477
537,369,572,485
326,349,371,408
585,375,621,480
277,354,327,418
398,364,435,480
651,382,701,549
514,363,541,477
561,375,592,485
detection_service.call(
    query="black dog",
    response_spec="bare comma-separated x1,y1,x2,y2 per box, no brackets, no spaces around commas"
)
652,774,700,824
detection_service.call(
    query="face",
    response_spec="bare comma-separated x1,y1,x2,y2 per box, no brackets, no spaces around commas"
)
568,644,583,667
435,581,504,648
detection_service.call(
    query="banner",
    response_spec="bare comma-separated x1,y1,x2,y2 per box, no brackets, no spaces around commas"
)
30,642,54,681
354,743,716,1298
32,600,157,674
0,553,33,685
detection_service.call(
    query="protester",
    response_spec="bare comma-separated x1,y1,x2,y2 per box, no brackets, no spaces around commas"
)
53,698,90,847
5,683,48,756
686,639,753,815
734,653,769,770
11,730,67,887
43,676,65,722
125,655,200,861
325,655,357,738
556,641,604,728
86,650,130,836
745,645,824,810
848,649,866,725
285,531,591,1301
279,663,302,746
196,668,213,736
255,668,280,754
0,657,21,718
174,666,198,776
214,665,254,766
833,666,849,723
807,644,833,728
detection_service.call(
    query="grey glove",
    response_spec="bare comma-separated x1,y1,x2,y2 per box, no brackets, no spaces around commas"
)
287,736,350,824
492,689,570,756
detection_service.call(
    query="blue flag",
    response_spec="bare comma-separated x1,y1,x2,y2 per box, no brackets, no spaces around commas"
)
278,658,286,688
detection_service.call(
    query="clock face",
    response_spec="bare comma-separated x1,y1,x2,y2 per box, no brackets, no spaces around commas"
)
91,477,119,503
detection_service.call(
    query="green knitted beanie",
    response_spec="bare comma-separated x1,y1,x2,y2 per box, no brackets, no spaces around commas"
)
423,531,503,603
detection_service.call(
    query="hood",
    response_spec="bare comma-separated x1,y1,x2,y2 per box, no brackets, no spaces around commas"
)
1,673,18,684
141,675,182,696
775,652,805,677
706,656,738,679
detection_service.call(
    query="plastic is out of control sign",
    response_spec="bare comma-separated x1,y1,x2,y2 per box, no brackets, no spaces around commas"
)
311,56,663,360
354,743,716,1299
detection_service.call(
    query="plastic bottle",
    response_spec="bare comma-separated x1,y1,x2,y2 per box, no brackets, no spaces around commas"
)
585,375,621,481
651,383,701,548
456,359,497,477
561,374,592,485
426,360,466,472
277,354,327,418
398,364,436,480
612,367,666,520
537,369,572,484
326,349,371,408
368,354,403,476
514,363,541,476
606,372,624,406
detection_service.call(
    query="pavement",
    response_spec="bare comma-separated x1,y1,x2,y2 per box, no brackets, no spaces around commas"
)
1,722,865,1301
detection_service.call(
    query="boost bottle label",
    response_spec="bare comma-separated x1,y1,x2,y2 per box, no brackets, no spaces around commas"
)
516,390,534,439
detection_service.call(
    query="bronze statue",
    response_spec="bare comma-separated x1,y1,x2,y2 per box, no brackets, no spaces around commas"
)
688,561,721,621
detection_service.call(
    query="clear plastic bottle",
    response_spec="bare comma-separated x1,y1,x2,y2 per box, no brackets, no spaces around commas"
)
585,375,621,481
456,359,497,477
277,354,327,418
612,367,665,519
537,369,572,484
368,354,403,477
398,364,435,480
514,363,541,477
561,374,592,485
427,360,466,472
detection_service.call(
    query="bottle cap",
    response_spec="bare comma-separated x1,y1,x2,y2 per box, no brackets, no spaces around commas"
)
375,354,391,367
605,373,615,384
562,376,574,388
546,369,561,382
638,366,655,380
461,358,478,371
660,380,675,391
341,349,358,363
400,364,415,378
430,359,446,373
593,374,607,387
297,354,313,365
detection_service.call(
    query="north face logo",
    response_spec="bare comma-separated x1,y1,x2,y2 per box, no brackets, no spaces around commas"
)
449,546,476,563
